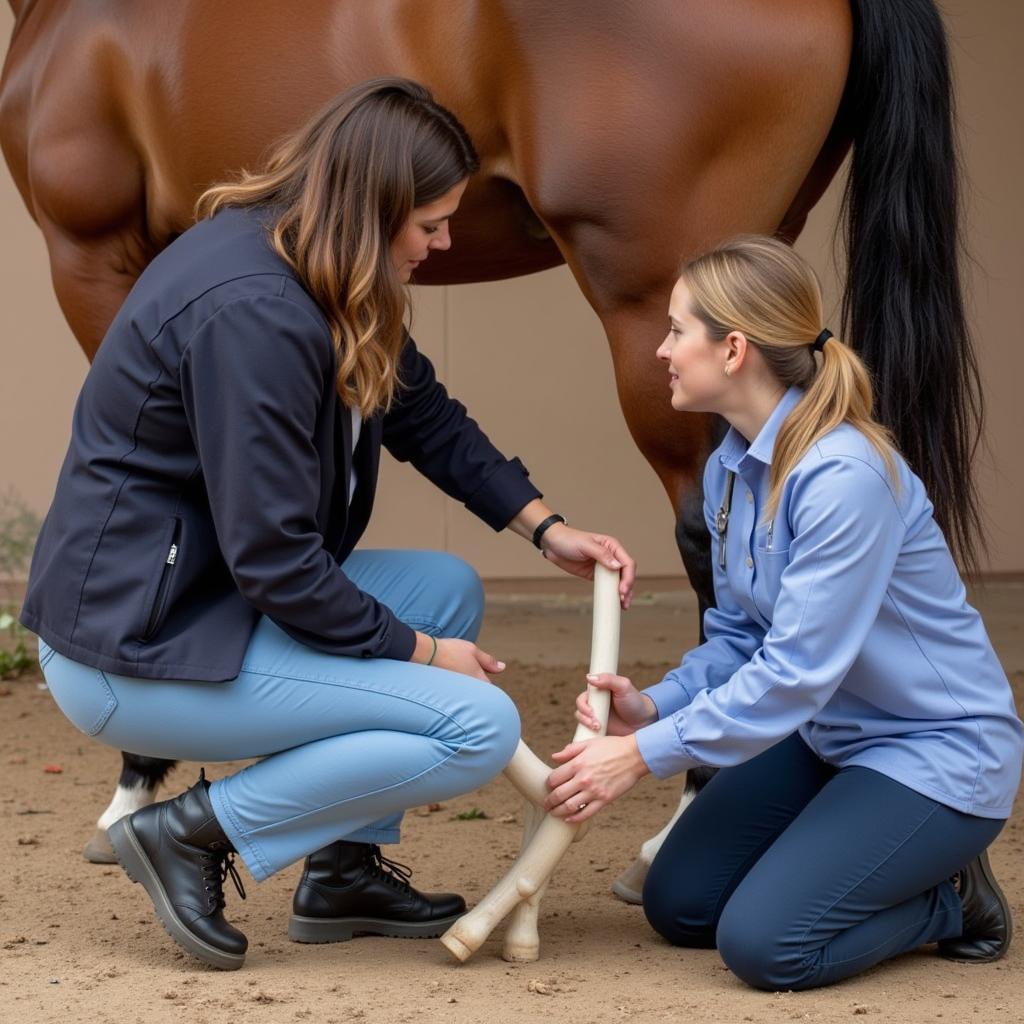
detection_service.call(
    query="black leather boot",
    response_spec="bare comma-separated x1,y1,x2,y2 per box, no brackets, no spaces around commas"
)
938,849,1012,963
288,840,466,943
108,769,248,970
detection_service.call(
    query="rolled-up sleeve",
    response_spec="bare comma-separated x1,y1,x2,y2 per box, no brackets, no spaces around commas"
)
382,336,542,530
637,455,906,778
180,295,416,661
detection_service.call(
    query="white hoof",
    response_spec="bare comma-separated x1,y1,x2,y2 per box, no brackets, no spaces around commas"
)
83,827,117,864
611,857,649,905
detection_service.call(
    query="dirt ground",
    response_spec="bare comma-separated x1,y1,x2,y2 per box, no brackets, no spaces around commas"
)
2,581,1022,1024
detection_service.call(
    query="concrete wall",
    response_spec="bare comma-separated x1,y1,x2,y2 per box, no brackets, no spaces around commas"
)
2,1,1021,579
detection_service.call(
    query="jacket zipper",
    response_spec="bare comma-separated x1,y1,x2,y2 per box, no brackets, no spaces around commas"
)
142,520,180,641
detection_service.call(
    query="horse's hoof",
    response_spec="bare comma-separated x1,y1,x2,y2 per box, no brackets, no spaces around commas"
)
83,827,118,864
611,857,648,905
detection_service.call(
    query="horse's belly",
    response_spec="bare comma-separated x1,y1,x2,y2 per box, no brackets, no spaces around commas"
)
413,176,565,284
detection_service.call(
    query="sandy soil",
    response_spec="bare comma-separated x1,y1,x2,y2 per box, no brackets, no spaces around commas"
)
2,583,1022,1024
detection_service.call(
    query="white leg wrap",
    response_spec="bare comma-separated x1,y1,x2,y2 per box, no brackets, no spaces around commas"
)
97,783,158,830
440,565,621,962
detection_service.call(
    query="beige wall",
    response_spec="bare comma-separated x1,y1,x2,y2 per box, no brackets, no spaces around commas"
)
2,1,1021,579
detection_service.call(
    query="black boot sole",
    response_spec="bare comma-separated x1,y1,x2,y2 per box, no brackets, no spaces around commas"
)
288,911,464,943
938,849,1013,964
108,817,246,971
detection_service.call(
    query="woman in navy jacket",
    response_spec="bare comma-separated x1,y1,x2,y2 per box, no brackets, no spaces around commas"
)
545,237,1022,990
22,79,635,971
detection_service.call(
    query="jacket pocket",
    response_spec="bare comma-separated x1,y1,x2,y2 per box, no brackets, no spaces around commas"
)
140,516,181,642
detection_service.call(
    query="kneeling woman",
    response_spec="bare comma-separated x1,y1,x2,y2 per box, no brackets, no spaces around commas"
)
547,236,1022,990
21,79,635,971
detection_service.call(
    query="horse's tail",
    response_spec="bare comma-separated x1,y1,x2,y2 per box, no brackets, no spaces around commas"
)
842,0,983,574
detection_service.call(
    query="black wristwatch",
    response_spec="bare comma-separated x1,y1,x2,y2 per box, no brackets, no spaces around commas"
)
532,513,567,549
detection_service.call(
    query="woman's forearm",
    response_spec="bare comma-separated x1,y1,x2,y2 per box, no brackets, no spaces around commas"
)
410,631,437,664
507,498,564,545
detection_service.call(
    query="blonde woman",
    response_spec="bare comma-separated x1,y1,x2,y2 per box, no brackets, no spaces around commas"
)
22,78,635,971
548,236,1021,990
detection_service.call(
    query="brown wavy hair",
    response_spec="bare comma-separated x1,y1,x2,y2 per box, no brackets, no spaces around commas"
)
681,235,898,520
195,78,478,416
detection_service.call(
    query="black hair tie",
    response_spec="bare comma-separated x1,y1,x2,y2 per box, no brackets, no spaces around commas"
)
811,328,833,353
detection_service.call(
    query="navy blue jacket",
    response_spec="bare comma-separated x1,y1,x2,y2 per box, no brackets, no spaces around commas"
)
20,207,541,681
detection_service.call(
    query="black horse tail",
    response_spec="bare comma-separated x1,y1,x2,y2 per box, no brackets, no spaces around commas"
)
842,0,983,575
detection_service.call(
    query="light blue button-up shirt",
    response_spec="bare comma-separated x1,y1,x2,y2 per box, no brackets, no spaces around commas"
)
635,387,1023,819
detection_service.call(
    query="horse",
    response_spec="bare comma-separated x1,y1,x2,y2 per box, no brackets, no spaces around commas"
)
2,0,982,879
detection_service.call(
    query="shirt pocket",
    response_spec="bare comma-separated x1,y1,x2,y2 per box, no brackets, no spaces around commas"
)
752,547,791,622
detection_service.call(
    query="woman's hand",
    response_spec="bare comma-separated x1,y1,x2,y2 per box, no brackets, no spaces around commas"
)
575,672,658,736
414,633,505,683
507,500,636,609
541,524,637,610
543,734,650,824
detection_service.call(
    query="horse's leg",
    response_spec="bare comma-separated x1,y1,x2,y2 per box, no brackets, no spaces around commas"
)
610,782,697,905
34,229,176,866
522,19,850,866
84,754,177,864
37,217,156,359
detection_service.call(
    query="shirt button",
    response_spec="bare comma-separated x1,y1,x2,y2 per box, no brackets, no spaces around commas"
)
745,556,753,569
746,491,753,503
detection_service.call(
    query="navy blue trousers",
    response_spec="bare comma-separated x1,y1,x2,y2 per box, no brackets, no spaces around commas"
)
642,733,1005,991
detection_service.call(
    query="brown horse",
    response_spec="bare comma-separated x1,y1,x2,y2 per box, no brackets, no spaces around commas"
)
2,0,982,860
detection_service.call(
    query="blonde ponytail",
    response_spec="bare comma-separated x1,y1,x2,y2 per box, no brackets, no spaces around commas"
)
681,236,897,518
770,332,897,517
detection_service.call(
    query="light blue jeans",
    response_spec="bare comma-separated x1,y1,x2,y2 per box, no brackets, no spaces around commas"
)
38,550,521,881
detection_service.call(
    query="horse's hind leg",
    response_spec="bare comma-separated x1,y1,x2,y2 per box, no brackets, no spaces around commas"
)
84,753,177,863
588,297,721,600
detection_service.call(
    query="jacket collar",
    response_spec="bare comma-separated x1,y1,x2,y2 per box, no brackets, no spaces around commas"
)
718,386,804,473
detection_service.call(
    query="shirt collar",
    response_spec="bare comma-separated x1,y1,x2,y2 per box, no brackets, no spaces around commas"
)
718,386,804,472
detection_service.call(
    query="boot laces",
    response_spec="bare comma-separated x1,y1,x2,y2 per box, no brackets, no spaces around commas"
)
200,842,247,912
367,845,414,893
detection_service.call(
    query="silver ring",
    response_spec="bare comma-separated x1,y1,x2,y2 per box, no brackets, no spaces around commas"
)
576,802,588,811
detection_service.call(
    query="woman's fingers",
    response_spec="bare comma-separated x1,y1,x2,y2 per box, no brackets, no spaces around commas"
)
549,741,585,770
574,709,597,730
432,639,507,682
584,536,624,572
607,540,637,608
474,647,506,675
574,693,601,732
590,534,637,608
585,672,633,694
540,528,635,607
565,799,601,824
543,778,584,812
